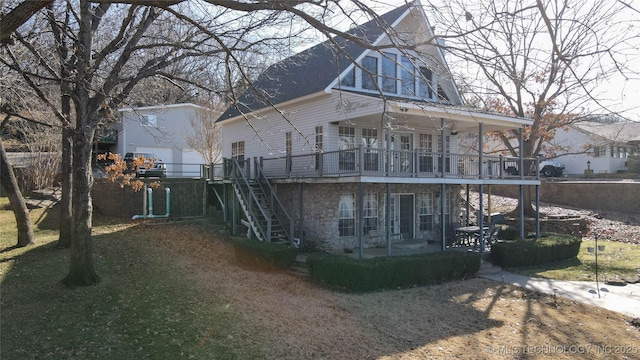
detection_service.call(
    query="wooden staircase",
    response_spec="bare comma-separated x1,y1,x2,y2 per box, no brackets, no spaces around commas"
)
229,158,293,244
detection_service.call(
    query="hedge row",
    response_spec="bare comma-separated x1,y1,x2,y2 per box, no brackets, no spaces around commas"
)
306,251,481,292
230,238,298,270
490,234,582,268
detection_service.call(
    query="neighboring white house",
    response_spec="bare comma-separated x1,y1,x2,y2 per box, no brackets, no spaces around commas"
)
214,2,538,252
553,119,640,176
94,103,216,177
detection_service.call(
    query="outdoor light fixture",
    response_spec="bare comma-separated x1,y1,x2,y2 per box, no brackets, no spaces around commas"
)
587,160,591,170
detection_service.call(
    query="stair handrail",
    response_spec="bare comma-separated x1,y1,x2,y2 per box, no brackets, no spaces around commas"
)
255,159,294,245
230,158,272,241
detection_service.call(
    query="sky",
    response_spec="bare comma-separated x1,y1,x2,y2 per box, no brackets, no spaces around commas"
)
359,0,640,121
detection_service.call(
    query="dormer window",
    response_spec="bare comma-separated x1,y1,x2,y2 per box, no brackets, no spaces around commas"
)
418,67,433,99
381,52,397,93
362,56,378,90
340,51,439,101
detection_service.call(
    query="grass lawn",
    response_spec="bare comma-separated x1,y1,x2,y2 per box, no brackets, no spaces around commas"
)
3,197,639,359
0,198,254,360
507,238,640,282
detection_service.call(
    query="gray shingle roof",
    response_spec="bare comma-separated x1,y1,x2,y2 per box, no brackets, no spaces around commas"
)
217,2,413,122
572,120,640,144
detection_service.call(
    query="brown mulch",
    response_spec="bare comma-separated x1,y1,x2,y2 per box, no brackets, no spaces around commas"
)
145,221,640,360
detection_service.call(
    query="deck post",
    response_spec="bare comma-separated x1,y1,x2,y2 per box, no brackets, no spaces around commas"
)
386,182,391,256
440,118,446,177
465,184,470,226
535,184,540,239
440,183,446,251
358,182,364,259
519,185,525,239
478,184,484,253
222,183,228,222
299,183,304,248
519,128,524,180
478,122,484,178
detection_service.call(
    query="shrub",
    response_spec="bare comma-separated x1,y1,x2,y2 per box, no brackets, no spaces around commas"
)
306,251,481,292
500,225,519,240
230,238,298,270
491,234,581,268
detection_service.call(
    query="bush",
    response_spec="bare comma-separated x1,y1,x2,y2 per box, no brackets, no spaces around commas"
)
500,226,519,240
491,234,581,268
306,251,481,292
230,238,298,270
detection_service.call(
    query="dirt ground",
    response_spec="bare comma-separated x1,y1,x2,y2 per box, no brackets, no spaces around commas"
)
146,220,640,360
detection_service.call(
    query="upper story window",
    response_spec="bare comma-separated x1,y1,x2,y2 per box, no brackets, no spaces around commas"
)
418,67,433,99
338,126,356,150
141,114,157,127
285,132,292,155
315,126,323,152
342,51,438,101
400,56,415,96
362,56,378,90
382,52,397,93
231,141,245,160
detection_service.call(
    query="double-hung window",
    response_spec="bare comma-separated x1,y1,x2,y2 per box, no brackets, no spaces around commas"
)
363,193,378,235
338,194,355,236
417,193,434,231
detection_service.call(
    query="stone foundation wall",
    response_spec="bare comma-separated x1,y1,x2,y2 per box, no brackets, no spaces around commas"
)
275,183,459,251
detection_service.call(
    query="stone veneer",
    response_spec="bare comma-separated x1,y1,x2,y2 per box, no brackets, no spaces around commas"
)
273,182,461,251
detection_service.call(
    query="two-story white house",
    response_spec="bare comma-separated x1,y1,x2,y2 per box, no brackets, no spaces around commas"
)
214,2,540,255
94,103,214,177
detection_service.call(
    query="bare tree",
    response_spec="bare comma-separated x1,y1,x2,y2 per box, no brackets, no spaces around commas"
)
0,116,35,247
185,99,223,165
0,0,325,286
426,0,640,215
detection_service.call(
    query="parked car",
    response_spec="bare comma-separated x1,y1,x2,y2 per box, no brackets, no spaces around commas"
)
503,158,565,177
537,159,565,177
124,152,167,178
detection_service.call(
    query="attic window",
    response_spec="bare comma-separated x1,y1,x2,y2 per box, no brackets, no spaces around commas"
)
362,56,378,90
418,67,433,99
140,114,157,127
340,68,355,87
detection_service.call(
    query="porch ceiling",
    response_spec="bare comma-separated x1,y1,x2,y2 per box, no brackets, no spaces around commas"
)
386,101,532,134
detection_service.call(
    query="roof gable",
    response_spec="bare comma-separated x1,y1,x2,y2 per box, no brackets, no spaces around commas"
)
217,2,416,122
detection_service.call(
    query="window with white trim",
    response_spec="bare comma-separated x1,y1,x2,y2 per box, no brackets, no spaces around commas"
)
400,55,415,96
338,126,355,149
363,193,378,235
140,114,157,127
362,56,378,90
382,52,397,93
315,126,323,152
338,194,355,236
417,193,434,231
340,52,438,101
231,141,245,160
418,67,433,99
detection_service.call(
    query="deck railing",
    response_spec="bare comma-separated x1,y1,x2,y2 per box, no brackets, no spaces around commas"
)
255,145,539,180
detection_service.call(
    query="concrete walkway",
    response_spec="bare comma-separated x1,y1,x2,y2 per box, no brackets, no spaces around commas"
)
478,263,640,318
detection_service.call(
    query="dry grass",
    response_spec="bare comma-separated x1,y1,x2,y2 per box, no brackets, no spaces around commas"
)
1,200,639,359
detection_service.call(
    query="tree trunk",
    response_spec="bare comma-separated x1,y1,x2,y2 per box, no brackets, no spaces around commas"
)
61,128,100,287
0,137,35,247
57,126,73,248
